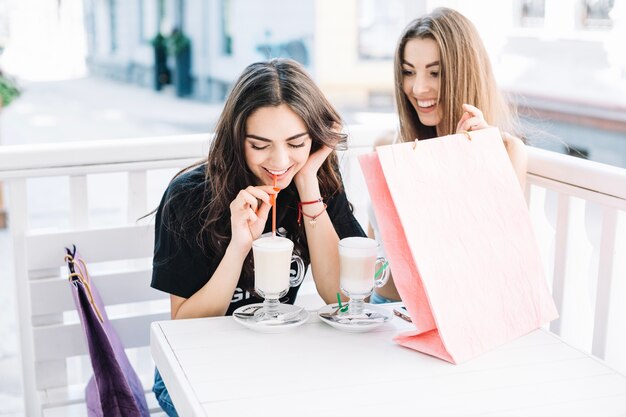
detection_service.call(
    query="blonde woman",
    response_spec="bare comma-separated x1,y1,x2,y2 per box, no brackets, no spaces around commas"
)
370,7,527,304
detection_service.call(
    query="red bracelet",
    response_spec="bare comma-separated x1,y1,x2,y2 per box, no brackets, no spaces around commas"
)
298,204,327,228
297,198,325,227
298,198,323,206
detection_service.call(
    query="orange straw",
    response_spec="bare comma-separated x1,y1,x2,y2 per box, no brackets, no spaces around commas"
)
272,174,277,237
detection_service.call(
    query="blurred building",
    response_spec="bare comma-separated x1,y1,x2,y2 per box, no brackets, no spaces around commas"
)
83,0,624,103
315,0,626,116
82,0,626,165
83,0,315,101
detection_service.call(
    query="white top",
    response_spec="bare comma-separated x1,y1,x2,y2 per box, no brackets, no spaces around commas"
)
368,202,387,258
150,305,626,417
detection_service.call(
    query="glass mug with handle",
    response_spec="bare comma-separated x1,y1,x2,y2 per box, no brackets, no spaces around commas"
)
339,237,390,315
252,235,304,322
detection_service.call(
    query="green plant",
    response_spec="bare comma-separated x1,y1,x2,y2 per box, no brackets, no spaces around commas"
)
0,73,20,108
167,30,190,56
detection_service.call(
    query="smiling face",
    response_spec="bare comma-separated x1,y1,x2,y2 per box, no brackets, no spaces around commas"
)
244,104,312,187
401,37,442,128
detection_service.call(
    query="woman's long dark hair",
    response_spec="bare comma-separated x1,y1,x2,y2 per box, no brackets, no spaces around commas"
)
164,59,347,291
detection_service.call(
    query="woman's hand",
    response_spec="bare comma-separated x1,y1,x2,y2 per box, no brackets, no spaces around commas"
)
456,104,490,133
229,185,276,253
295,124,341,189
294,144,334,190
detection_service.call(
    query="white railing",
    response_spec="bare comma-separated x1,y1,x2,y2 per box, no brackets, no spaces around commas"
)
0,127,625,394
525,146,626,369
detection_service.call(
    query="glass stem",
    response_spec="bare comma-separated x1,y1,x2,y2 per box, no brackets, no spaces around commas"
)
263,298,280,317
348,298,365,315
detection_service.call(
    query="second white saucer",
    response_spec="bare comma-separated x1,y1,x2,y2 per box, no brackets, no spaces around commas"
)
317,303,391,333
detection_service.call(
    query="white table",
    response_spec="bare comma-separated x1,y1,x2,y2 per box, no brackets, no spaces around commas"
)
151,307,626,417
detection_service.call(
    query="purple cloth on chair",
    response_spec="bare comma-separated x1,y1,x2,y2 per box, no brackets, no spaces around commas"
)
66,247,150,417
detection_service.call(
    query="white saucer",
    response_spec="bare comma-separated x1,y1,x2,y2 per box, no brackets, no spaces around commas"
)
232,303,309,334
317,303,392,333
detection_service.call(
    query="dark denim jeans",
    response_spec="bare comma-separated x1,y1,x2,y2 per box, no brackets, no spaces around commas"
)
153,368,179,417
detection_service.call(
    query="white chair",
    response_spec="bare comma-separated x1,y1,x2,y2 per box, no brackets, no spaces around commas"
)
18,224,169,416
1,135,210,416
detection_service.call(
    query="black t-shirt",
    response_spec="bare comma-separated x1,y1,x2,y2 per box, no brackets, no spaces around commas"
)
151,165,366,316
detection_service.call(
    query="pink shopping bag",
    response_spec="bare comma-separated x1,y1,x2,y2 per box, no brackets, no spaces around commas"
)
359,127,558,364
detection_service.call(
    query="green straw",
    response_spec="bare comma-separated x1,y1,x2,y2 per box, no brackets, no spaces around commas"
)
337,292,349,312
375,261,389,280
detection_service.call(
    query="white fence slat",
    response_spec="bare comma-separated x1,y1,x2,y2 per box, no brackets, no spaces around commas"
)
69,175,88,228
550,193,570,335
25,224,155,271
127,170,148,223
592,207,618,359
33,312,169,363
30,267,165,316
8,178,42,417
7,178,28,232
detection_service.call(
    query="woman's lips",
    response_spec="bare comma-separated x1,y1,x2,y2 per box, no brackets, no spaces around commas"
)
416,99,437,114
418,105,437,114
263,166,292,182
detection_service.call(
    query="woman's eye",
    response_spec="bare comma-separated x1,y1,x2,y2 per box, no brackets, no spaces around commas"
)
289,142,306,149
430,71,439,78
250,144,269,150
402,69,414,76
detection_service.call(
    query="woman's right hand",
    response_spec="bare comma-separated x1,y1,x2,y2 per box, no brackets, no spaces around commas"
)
229,185,276,254
455,104,490,133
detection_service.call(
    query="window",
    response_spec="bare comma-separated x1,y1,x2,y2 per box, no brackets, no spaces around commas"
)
520,0,545,27
109,0,117,52
582,0,614,29
139,0,158,43
358,0,415,60
221,0,233,55
175,0,184,30
83,0,97,53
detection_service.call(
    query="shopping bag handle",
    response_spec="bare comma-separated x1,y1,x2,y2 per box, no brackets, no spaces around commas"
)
65,250,104,324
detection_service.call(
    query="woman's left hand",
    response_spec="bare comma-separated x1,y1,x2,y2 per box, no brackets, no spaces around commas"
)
456,104,490,133
294,144,333,188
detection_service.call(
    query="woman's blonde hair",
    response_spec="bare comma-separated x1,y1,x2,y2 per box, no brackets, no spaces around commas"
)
394,7,518,142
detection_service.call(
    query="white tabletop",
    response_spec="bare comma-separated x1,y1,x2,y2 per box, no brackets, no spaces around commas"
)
150,306,626,417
